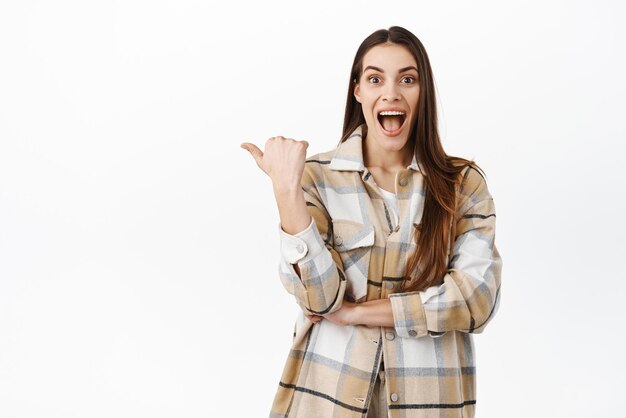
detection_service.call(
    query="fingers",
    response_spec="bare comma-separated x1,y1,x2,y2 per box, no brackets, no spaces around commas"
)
263,136,307,147
305,314,323,324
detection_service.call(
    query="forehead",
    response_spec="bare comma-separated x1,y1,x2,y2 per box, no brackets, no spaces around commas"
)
362,43,417,71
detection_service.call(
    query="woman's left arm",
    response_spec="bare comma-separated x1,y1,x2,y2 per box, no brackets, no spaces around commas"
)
306,299,395,327
387,166,502,338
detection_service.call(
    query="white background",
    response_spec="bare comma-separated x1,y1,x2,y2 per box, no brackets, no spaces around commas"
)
1,1,624,417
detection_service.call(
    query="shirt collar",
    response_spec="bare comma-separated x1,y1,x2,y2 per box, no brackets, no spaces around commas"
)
329,123,426,175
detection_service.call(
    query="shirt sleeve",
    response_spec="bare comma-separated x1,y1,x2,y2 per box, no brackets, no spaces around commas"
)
388,166,503,338
277,162,347,315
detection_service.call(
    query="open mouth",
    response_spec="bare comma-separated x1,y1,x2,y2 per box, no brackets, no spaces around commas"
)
377,110,406,136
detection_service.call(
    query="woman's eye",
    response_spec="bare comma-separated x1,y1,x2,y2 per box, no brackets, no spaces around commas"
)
368,76,381,84
401,76,416,83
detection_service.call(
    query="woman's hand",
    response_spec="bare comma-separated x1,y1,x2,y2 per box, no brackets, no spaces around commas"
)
304,313,324,324
241,136,309,192
305,301,360,327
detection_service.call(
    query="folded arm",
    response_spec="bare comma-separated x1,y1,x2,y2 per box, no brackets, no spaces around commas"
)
387,166,503,338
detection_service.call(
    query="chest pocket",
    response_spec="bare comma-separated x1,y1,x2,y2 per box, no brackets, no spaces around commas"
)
332,219,375,302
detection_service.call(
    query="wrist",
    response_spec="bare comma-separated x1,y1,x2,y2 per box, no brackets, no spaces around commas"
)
349,303,363,326
272,180,302,196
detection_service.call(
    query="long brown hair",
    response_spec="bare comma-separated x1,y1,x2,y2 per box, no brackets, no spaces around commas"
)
340,26,483,293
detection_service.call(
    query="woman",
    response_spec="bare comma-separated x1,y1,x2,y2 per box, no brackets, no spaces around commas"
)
242,26,502,418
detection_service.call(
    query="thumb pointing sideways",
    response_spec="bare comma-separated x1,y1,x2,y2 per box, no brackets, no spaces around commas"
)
240,142,264,166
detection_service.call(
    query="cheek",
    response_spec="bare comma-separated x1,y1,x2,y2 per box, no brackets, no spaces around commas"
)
359,87,377,102
359,97,376,113
411,88,420,105
362,110,375,123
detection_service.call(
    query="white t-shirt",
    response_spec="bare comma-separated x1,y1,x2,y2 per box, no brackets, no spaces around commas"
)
378,187,399,227
378,186,399,369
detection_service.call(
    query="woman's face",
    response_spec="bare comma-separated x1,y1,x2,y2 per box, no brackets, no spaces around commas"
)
354,43,420,154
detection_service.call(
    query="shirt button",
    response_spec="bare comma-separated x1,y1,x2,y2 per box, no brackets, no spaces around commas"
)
408,330,417,337
335,235,343,246
399,178,408,187
390,393,399,402
385,331,395,341
385,282,394,290
296,244,305,254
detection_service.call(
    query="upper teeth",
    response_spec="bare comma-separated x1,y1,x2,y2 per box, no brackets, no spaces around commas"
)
379,111,405,116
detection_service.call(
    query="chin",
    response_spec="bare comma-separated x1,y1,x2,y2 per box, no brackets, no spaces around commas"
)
380,138,410,152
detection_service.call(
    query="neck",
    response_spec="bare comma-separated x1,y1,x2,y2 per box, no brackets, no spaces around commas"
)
362,132,413,171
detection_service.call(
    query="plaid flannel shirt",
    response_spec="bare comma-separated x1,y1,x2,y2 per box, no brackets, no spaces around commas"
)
271,124,502,418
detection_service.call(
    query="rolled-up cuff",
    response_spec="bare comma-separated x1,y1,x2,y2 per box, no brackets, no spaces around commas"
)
278,217,325,265
388,291,428,339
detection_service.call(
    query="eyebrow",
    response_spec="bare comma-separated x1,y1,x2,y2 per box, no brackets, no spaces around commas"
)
363,65,419,73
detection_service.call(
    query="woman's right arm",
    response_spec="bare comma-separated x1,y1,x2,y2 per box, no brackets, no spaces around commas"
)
273,186,309,277
241,137,347,315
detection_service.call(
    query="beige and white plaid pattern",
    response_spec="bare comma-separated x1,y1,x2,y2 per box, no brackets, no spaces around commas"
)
271,124,502,418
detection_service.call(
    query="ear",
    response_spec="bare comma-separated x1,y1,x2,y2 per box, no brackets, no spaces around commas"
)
354,82,362,103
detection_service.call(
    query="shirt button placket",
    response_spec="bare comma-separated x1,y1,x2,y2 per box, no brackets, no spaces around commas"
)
394,176,408,235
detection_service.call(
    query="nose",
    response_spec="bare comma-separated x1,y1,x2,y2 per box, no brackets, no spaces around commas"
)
382,83,401,102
